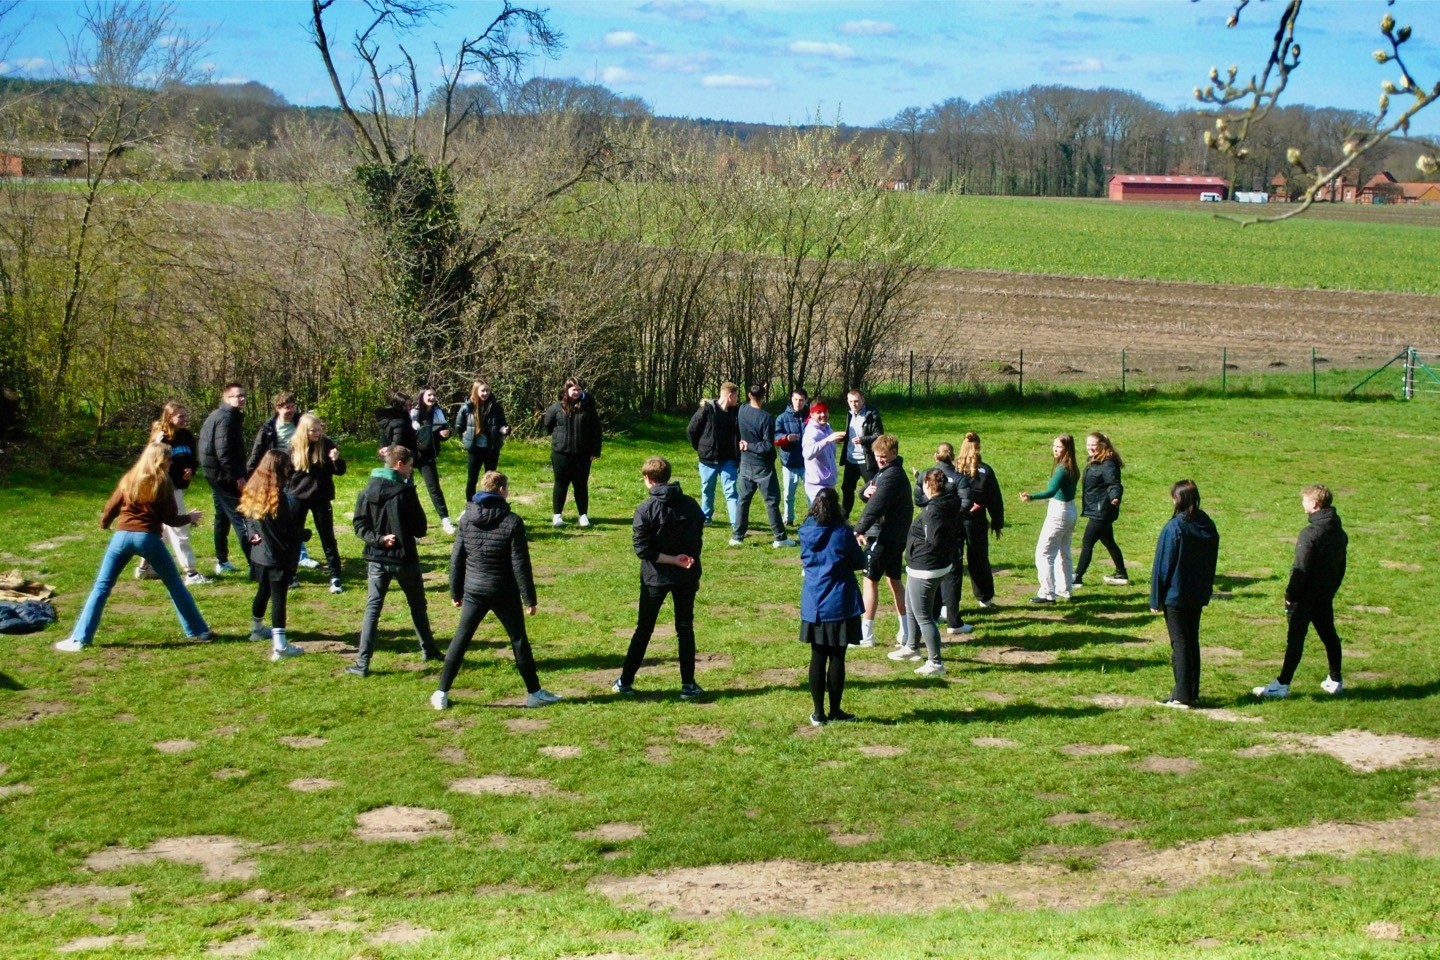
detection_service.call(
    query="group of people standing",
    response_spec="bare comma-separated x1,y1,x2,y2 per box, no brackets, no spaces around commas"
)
52,376,1352,724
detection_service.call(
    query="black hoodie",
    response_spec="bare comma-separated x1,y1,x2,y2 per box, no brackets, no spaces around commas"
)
632,481,705,587
855,456,912,546
906,487,961,572
353,466,427,564
1286,507,1348,605
449,491,535,605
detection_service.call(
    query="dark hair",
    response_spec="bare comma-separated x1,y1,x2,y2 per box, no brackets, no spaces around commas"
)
807,487,844,526
1171,479,1201,519
415,386,438,416
747,384,767,401
1054,434,1079,481
272,390,297,410
922,467,947,492
791,387,809,399
560,377,584,414
387,390,410,411
222,381,244,395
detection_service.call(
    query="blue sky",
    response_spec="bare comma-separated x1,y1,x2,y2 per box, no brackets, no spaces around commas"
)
6,0,1439,134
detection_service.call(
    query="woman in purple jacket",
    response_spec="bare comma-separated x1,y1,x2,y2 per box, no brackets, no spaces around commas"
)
798,487,865,726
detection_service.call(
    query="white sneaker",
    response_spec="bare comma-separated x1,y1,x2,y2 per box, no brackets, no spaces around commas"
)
441,517,457,536
183,572,213,586
298,556,321,569
329,579,344,594
1320,676,1344,695
727,537,744,547
430,690,449,710
271,644,304,662
857,637,875,648
976,599,993,609
947,623,975,636
525,689,563,707
135,565,158,580
1103,575,1130,586
54,637,88,652
215,561,240,575
887,645,919,661
577,515,591,528
1253,680,1290,699
915,659,946,677
771,538,798,548
1057,591,1072,601
552,514,565,527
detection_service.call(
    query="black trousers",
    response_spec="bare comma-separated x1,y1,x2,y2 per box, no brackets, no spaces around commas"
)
551,451,592,515
808,644,848,716
252,563,289,629
962,517,995,604
840,460,874,517
1279,597,1343,684
930,546,966,630
439,591,540,694
1165,604,1203,704
416,458,449,520
465,445,501,501
294,498,342,580
1075,516,1126,580
207,479,250,564
621,580,697,685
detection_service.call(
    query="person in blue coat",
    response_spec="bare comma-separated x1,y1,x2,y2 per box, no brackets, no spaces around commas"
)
799,487,866,726
1149,479,1220,708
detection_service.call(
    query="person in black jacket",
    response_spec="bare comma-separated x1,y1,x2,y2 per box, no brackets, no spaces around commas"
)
542,377,603,528
135,401,210,585
893,468,961,676
246,391,300,475
1254,484,1349,699
854,434,911,648
1150,479,1219,708
376,391,418,459
956,432,1004,608
613,456,706,698
840,389,884,517
432,471,561,711
686,382,741,528
198,382,251,574
912,442,975,637
349,445,442,677
454,380,510,500
238,451,307,662
411,386,455,535
287,414,347,593
1074,432,1130,587
732,384,796,548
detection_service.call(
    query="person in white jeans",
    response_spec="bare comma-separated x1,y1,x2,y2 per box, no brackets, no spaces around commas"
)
1019,435,1080,603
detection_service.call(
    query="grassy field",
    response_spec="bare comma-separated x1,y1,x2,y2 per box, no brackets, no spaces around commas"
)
2,396,1439,957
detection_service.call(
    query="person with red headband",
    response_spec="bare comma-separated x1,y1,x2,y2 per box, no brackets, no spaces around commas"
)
801,400,846,503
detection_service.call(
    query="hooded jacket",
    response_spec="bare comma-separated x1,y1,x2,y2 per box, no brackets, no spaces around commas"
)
376,404,418,457
1080,458,1124,521
199,403,247,490
913,461,973,512
249,492,308,572
799,518,865,623
449,491,535,605
1286,507,1347,605
855,456,912,546
632,481,705,587
455,399,508,452
967,459,1005,533
543,392,603,458
353,466,428,565
906,487,962,572
774,407,808,471
1150,509,1220,609
687,398,740,464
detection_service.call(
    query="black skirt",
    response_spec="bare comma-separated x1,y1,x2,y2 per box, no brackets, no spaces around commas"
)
799,616,861,648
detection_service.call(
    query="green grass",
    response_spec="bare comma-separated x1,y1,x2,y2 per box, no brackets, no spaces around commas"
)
2,396,1439,957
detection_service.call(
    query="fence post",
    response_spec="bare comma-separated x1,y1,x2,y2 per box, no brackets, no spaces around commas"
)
1312,346,1317,395
1405,346,1416,400
908,351,914,401
1121,348,1127,395
1019,349,1024,398
1222,347,1227,394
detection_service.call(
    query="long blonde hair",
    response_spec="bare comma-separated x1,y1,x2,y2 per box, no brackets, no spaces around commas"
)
239,450,289,520
117,443,173,504
149,401,186,443
956,432,981,479
290,413,325,473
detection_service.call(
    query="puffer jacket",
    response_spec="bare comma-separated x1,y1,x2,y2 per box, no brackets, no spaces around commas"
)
543,393,603,458
855,456,912,546
687,399,740,464
199,404,246,490
449,491,535,605
376,404,418,456
1286,507,1347,604
905,487,961,572
353,467,427,564
633,481,705,587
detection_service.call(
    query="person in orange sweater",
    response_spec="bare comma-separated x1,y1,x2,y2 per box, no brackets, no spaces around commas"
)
56,442,212,651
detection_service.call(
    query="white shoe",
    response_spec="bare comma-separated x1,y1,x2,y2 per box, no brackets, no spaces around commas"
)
215,560,240,575
857,637,875,647
183,572,213,586
915,659,946,677
1320,676,1344,695
329,579,344,594
771,538,798,548
54,638,88,652
135,565,158,580
442,517,457,536
430,690,449,710
552,515,565,528
1057,591,1072,601
727,537,744,547
976,599,993,609
946,623,975,636
1102,575,1130,586
1253,680,1290,699
297,556,322,569
271,644,304,662
525,689,563,707
577,514,591,528
887,645,919,661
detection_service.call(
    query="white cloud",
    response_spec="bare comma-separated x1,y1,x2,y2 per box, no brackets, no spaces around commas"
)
701,73,774,89
639,1,715,24
1051,57,1106,74
788,40,855,60
837,20,895,37
602,66,642,85
605,30,651,50
647,52,713,74
4,57,50,73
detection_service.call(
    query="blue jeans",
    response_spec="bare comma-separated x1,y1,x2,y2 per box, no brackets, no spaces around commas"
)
781,464,806,525
697,459,738,525
71,530,209,645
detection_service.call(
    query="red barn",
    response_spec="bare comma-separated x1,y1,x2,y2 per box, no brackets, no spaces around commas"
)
1108,174,1229,202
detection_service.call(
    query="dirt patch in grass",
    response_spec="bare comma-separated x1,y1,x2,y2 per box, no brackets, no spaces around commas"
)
613,624,675,638
0,699,69,729
1136,756,1201,774
974,647,1059,665
293,639,354,654
1059,743,1130,757
856,744,908,758
277,736,327,749
86,836,258,881
1086,694,1154,709
1366,921,1404,940
676,724,726,746
212,768,248,780
576,823,646,842
971,737,1021,748
1192,708,1263,724
539,744,582,759
369,922,434,945
695,652,733,670
592,787,1440,918
1200,646,1244,659
847,660,893,678
436,746,468,765
450,775,572,797
287,778,339,792
504,717,550,733
0,783,34,799
27,884,138,914
645,745,672,764
1379,561,1421,572
756,667,803,685
1279,730,1440,772
206,933,265,956
827,825,877,847
154,738,199,754
1351,605,1392,614
278,913,361,932
57,934,146,952
975,691,1016,704
1044,812,1136,829
354,806,454,842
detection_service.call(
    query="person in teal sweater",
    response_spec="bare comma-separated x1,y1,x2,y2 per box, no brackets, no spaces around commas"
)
1019,434,1079,603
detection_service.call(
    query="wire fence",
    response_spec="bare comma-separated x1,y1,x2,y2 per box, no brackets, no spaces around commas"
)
859,345,1440,403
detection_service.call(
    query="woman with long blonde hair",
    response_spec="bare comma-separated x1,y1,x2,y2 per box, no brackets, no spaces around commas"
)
1019,434,1079,604
240,450,306,661
135,401,210,585
455,379,510,500
287,413,347,593
955,432,1004,608
56,443,212,652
